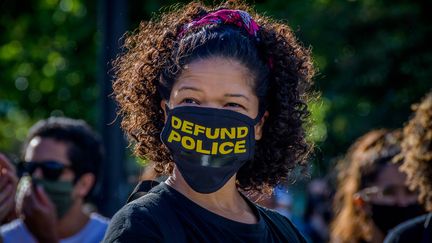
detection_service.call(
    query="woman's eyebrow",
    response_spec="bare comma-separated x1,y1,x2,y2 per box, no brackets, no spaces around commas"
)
224,93,249,101
177,86,203,93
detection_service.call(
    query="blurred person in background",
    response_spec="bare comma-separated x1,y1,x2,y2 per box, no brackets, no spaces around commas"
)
273,186,294,219
303,178,333,243
330,129,424,243
0,154,18,226
0,117,109,243
385,92,432,243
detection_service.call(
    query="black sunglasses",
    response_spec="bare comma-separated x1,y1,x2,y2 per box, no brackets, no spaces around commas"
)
17,160,71,181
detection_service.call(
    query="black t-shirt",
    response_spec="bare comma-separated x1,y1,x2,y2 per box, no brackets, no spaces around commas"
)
103,182,305,243
384,213,432,243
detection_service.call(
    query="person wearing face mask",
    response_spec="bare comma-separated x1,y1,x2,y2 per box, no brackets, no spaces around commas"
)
0,117,109,243
330,130,425,243
103,1,314,242
384,92,432,243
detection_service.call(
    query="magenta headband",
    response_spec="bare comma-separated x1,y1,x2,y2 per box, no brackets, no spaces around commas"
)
178,9,260,41
177,9,273,69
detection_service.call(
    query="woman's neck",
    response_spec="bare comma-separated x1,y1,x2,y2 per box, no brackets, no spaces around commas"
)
165,166,258,224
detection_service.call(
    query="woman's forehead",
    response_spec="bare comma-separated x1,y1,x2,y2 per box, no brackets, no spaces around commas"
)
173,57,255,94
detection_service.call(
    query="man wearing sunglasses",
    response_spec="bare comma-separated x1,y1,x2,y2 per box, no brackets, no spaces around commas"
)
0,117,108,243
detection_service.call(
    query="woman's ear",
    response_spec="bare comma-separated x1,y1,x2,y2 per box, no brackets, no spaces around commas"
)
161,100,168,123
254,111,269,140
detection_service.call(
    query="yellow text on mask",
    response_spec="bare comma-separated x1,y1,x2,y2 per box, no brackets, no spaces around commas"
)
167,130,246,154
167,116,249,154
171,116,248,139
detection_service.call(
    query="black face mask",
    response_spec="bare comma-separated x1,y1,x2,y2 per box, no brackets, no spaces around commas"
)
160,105,263,193
371,203,425,234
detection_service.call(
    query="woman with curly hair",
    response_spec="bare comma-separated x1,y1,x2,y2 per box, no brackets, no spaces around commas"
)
385,92,432,243
103,1,314,242
330,130,424,243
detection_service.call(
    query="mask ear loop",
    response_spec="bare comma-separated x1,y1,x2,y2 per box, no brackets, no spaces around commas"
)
253,103,267,124
164,103,173,115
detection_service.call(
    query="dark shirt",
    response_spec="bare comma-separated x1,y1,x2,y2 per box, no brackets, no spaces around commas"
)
103,182,305,243
384,213,432,243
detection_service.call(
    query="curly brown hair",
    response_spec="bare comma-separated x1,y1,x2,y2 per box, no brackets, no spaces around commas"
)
400,92,432,211
112,0,314,192
331,129,402,243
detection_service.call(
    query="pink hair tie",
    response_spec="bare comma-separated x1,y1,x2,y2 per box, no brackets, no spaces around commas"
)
177,9,274,70
178,9,260,41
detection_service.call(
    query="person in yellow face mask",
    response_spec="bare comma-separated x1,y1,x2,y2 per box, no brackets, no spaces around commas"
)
103,1,315,242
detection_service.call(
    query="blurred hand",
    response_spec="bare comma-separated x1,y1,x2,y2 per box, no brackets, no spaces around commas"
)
21,184,59,243
0,153,18,223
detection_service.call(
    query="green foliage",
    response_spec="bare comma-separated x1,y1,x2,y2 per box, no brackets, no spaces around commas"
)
0,0,97,154
254,0,432,174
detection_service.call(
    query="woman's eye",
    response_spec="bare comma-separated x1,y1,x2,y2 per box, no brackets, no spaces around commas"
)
225,103,245,109
181,98,199,105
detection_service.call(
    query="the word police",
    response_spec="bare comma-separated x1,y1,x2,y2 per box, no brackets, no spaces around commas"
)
167,116,249,155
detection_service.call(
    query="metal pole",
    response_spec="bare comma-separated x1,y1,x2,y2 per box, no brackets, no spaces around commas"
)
97,0,127,217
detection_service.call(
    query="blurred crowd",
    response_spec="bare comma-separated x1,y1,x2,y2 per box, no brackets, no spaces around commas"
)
0,118,108,242
0,91,431,243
